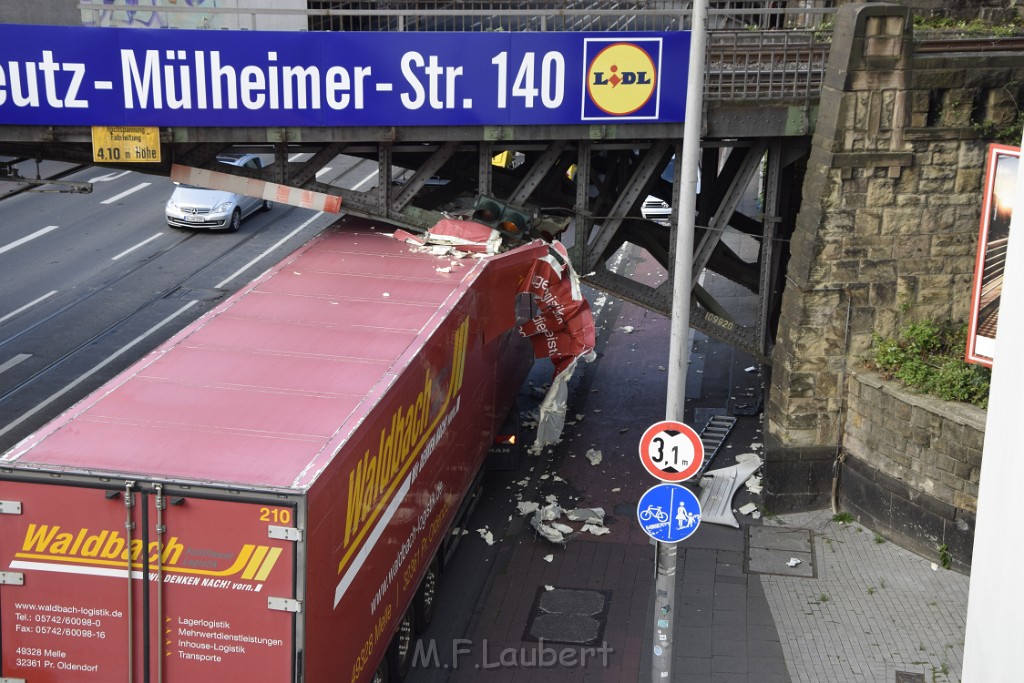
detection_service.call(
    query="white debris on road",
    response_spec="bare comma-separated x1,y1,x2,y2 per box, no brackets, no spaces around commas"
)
738,502,758,516
585,449,603,466
531,517,566,544
786,557,802,567
477,528,495,545
537,502,562,520
566,508,605,522
517,501,540,516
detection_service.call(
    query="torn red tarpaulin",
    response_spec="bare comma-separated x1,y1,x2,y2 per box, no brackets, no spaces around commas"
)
396,218,596,449
394,218,501,254
395,219,595,372
518,240,596,377
517,240,596,452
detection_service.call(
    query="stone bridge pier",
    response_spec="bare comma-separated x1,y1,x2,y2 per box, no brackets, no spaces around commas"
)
764,1,1020,558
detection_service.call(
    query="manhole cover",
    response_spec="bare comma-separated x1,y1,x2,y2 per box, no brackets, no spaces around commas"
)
895,672,925,683
539,589,605,616
525,587,611,645
529,614,601,644
746,526,816,578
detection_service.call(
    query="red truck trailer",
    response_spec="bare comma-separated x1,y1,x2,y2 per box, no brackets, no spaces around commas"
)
0,215,552,683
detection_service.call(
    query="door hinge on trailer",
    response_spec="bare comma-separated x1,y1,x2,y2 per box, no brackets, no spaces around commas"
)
268,525,302,542
0,572,24,585
0,500,22,514
268,597,302,613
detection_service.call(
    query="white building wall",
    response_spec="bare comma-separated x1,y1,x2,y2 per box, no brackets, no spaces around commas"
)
962,134,1024,680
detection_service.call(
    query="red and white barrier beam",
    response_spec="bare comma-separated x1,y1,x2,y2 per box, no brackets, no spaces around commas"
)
170,164,343,213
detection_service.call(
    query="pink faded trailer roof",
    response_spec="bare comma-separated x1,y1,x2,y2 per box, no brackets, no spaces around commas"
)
3,218,487,491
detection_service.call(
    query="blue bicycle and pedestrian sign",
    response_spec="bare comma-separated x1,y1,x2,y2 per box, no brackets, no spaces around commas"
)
636,483,702,543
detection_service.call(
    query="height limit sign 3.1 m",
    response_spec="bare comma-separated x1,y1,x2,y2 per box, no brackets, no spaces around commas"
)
638,420,704,483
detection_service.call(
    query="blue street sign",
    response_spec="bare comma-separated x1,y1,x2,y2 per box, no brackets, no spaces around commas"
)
0,24,690,128
636,483,701,544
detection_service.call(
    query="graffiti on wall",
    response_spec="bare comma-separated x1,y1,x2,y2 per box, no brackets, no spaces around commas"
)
80,0,225,30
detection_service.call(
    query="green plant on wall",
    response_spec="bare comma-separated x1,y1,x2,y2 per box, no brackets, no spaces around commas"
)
938,543,953,570
868,319,991,408
973,110,1024,145
912,16,1023,38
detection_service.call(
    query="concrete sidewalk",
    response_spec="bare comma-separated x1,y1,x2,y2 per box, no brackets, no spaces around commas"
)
759,509,968,683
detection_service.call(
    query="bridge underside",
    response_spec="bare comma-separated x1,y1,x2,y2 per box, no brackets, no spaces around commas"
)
0,119,807,361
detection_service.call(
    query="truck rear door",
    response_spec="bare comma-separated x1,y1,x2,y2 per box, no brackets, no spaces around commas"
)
0,480,298,682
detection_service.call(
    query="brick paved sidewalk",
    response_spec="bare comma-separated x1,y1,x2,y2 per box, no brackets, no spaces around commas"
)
759,510,968,683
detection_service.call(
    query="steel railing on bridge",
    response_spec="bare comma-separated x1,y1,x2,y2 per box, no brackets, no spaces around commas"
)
77,1,837,102
707,29,830,101
79,1,838,33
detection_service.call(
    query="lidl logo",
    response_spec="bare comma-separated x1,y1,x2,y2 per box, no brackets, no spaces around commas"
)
582,39,662,120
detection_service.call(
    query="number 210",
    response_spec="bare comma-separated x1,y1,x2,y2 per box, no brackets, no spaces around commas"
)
260,507,291,524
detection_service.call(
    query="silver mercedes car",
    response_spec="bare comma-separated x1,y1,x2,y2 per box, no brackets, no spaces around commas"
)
165,153,271,232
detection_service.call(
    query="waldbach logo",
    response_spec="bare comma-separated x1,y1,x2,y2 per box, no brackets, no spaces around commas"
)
13,524,281,582
582,39,661,120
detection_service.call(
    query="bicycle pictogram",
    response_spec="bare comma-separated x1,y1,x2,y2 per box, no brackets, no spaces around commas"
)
639,505,669,524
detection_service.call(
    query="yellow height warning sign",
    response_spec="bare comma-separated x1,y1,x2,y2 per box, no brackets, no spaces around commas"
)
91,126,161,163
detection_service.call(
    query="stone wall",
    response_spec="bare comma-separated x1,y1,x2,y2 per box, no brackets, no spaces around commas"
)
765,2,1022,513
842,368,984,571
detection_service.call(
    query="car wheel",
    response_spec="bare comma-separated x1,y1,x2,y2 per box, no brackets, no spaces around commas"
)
414,558,439,633
261,199,272,212
386,604,415,680
227,209,241,233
